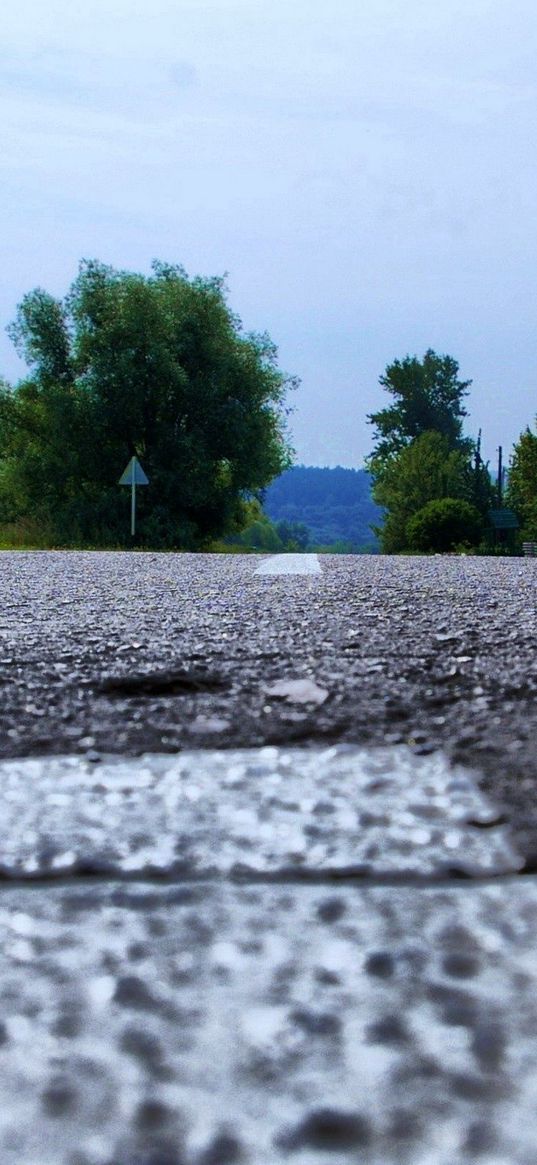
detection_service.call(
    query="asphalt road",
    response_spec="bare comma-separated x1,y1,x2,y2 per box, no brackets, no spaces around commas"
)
1,550,537,857
2,549,537,1164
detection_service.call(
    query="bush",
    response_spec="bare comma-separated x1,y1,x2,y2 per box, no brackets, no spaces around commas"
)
407,498,482,552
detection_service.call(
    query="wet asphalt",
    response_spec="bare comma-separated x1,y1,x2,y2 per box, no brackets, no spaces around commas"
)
1,550,536,860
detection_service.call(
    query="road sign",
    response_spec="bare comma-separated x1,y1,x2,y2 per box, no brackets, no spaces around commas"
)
119,457,149,487
488,510,518,530
118,457,149,538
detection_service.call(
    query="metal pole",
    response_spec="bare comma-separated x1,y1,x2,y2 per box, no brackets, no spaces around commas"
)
131,479,136,538
497,446,503,508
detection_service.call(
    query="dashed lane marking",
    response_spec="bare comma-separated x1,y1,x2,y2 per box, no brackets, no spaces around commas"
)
255,553,321,575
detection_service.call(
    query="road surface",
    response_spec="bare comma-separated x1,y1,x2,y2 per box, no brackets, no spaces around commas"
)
1,550,537,1163
1,550,536,856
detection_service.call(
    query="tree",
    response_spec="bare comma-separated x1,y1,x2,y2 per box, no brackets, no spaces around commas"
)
507,425,537,540
1,260,296,547
368,349,471,466
367,350,493,552
275,519,310,550
407,498,482,552
371,430,480,552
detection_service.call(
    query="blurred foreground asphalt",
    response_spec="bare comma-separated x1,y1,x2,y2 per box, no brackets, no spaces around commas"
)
1,551,537,1163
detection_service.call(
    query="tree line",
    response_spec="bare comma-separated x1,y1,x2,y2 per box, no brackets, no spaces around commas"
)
263,466,381,551
1,259,536,552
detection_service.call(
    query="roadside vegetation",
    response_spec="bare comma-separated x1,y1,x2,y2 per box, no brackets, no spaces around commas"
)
506,426,537,544
1,265,537,554
0,261,296,549
367,351,496,553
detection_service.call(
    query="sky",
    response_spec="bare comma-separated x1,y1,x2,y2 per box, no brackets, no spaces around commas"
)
1,0,537,469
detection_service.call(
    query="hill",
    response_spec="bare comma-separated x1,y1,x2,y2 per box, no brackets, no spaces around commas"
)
263,465,381,551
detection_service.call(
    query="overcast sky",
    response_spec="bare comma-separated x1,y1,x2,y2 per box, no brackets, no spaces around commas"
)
2,0,537,468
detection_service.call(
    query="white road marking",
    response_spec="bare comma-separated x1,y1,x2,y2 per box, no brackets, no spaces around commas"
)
0,745,528,1163
2,878,537,1163
255,553,321,575
0,746,520,877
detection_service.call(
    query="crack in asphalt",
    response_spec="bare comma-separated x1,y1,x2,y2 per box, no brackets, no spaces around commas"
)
0,861,534,889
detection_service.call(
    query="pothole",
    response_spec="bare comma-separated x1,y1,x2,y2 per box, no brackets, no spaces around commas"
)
97,667,228,697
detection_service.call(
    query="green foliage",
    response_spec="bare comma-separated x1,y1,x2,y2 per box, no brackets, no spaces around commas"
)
224,503,310,553
407,498,483,552
275,520,310,551
1,261,296,547
367,351,492,553
507,425,537,541
224,499,283,551
371,431,484,552
368,349,471,464
315,540,356,554
242,518,282,551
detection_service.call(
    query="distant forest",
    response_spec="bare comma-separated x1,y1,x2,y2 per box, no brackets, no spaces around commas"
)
263,465,382,551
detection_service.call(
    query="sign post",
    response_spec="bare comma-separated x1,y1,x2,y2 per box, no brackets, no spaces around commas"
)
118,456,149,539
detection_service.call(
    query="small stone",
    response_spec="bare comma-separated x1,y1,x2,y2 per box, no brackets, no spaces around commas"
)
114,975,159,1010
278,1108,373,1151
365,951,395,979
52,1012,81,1039
188,716,231,734
449,1072,504,1101
290,1007,341,1036
472,1023,506,1071
366,1014,410,1045
264,679,329,705
314,968,341,986
128,941,150,962
442,953,481,980
85,749,102,764
388,1108,422,1142
41,1077,78,1117
197,1132,244,1164
463,1120,497,1155
135,1099,172,1129
120,1026,164,1070
316,897,346,924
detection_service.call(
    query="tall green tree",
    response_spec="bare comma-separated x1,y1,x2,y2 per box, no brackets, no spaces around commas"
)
368,349,472,465
507,424,537,540
367,351,492,552
1,260,296,546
